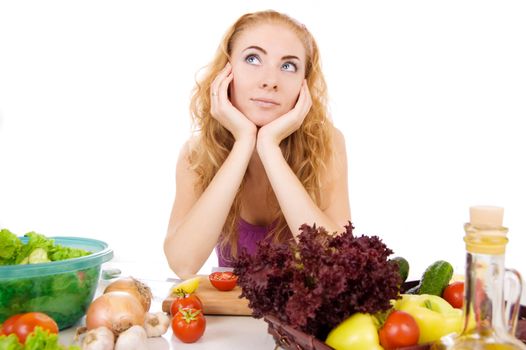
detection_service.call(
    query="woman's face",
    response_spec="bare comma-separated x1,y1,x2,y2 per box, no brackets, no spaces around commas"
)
229,23,307,127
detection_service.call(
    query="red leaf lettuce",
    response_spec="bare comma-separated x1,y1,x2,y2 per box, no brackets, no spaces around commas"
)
233,223,401,339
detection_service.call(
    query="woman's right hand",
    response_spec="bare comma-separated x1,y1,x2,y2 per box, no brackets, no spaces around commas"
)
210,63,257,142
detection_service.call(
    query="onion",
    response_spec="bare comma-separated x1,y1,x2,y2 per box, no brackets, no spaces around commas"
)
86,291,145,336
103,277,152,312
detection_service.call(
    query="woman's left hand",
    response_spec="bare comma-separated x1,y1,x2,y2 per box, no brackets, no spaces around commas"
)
257,80,312,149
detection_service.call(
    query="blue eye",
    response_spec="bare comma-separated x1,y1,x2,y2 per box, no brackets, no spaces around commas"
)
281,62,297,72
245,54,261,65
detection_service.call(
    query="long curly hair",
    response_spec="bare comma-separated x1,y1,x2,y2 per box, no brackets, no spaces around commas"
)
188,10,333,257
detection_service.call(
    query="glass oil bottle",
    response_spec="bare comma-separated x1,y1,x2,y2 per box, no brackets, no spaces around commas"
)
432,206,525,350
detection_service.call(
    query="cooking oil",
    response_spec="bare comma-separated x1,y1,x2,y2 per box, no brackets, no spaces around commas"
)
431,206,526,350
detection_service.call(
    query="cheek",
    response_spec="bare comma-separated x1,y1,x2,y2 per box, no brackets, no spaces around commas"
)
228,66,240,97
229,77,244,109
284,80,304,109
231,66,252,91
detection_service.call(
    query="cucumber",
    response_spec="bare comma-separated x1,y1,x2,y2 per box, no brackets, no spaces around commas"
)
391,256,410,283
418,260,454,296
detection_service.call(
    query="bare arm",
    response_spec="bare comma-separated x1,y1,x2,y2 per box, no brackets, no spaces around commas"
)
257,81,351,235
164,137,255,278
258,128,350,235
164,63,257,278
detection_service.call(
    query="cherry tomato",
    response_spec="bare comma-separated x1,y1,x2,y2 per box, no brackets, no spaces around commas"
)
209,271,238,291
443,281,464,309
379,310,419,350
170,293,203,316
1,312,59,343
171,307,206,343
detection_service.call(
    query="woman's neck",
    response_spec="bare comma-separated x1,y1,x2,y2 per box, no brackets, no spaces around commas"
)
241,149,277,225
246,149,266,181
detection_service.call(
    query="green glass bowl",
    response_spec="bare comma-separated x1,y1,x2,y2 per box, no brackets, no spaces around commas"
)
0,237,113,330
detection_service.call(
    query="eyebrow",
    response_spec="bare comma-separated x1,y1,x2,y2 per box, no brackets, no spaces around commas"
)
243,45,301,61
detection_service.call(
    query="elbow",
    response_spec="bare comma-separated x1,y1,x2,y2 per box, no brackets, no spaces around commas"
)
163,236,199,279
173,269,198,280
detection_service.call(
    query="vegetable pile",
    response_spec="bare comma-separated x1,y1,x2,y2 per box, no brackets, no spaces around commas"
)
82,277,171,349
0,229,98,328
0,327,80,350
0,312,79,350
233,223,401,339
168,278,206,343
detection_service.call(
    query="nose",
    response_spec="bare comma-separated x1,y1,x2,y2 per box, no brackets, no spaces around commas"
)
259,68,279,91
260,82,278,91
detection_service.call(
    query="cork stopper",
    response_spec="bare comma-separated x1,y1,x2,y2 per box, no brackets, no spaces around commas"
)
465,206,508,254
469,206,504,228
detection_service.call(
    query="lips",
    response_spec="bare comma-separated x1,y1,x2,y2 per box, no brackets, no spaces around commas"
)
250,98,280,107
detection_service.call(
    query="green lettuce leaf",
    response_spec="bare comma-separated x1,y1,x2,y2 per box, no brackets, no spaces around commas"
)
48,245,90,261
15,233,55,264
0,230,91,266
0,334,23,350
0,229,22,265
24,327,80,350
24,327,59,350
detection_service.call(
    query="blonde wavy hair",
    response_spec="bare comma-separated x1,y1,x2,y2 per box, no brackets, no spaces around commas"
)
188,10,333,257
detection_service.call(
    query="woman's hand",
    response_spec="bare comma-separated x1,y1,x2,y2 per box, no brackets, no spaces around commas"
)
210,63,257,142
257,80,312,150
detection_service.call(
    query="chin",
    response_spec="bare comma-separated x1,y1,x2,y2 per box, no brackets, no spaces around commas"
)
252,119,269,127
246,112,280,127
250,118,274,128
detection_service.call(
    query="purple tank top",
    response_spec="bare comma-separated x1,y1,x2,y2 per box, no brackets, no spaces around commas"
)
216,218,271,267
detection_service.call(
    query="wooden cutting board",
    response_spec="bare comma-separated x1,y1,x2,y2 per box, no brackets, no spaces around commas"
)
162,275,252,316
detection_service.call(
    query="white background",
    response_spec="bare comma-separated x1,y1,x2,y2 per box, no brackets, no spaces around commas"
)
1,1,525,282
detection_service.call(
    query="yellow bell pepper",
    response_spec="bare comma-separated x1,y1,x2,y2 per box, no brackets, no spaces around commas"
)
325,313,384,350
394,294,463,344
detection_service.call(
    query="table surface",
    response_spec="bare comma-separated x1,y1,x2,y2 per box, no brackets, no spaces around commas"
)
58,261,279,349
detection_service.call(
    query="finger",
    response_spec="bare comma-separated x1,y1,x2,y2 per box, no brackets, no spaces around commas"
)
218,72,233,102
290,83,311,123
300,81,312,113
304,82,312,110
210,63,232,98
294,81,309,111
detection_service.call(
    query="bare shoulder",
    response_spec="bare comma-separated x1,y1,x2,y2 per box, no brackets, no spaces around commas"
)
176,135,199,168
168,136,202,237
328,125,348,169
319,125,349,210
329,125,347,153
175,135,201,188
178,135,199,157
316,124,351,223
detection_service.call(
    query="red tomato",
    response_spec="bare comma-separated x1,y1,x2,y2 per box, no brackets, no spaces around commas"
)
170,293,203,316
209,271,238,291
2,312,59,343
442,281,464,309
171,307,206,343
379,310,419,350
0,314,23,336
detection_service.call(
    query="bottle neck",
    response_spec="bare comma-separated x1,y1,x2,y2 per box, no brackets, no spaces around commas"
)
464,222,508,255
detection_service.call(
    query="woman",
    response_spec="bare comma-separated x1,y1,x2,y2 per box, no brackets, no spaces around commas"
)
164,10,351,278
